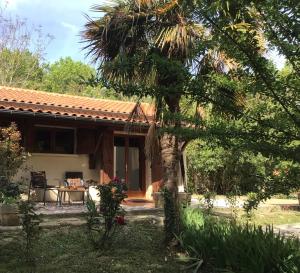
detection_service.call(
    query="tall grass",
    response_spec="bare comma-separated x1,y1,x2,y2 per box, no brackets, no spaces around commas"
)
180,208,300,273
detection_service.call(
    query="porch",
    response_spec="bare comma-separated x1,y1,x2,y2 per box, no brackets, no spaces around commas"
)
34,200,158,217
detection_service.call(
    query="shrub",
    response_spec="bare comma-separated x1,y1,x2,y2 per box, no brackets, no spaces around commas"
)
186,140,269,195
0,123,26,203
180,208,300,273
202,191,216,213
86,177,127,248
0,176,21,203
19,200,40,263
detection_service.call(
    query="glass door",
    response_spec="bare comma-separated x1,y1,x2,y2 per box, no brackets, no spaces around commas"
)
114,136,143,192
114,137,126,183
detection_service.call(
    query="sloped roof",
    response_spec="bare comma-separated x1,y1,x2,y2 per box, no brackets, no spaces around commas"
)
0,86,155,124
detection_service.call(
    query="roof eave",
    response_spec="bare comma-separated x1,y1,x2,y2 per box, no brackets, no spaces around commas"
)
0,109,151,127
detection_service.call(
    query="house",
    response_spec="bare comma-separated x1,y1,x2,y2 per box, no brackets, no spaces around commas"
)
0,86,186,202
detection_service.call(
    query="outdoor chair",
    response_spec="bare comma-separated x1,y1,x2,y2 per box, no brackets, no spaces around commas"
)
30,171,57,205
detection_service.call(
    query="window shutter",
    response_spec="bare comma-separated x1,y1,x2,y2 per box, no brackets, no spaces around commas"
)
100,130,114,183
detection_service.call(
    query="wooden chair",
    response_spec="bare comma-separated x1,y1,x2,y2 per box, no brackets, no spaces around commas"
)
30,171,57,205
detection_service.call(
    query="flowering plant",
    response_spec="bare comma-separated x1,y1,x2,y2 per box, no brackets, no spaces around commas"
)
0,123,26,204
86,177,127,248
99,177,127,221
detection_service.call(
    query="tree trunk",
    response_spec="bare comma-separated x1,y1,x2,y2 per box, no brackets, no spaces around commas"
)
160,95,181,242
160,132,181,240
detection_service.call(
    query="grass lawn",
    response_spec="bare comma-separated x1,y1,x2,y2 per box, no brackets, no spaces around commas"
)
193,194,300,226
0,218,182,273
213,206,300,226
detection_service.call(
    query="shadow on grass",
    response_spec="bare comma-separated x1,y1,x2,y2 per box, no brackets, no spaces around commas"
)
0,218,182,273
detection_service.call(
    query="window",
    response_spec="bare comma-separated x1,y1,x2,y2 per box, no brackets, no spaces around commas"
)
36,129,51,153
55,130,74,154
34,127,75,154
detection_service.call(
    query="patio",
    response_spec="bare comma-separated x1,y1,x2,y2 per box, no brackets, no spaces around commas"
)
34,198,158,217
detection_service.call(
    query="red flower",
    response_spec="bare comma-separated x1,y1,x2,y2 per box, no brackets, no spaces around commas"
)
115,215,125,225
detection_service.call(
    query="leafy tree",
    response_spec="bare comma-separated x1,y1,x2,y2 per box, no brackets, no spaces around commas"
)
0,8,52,88
186,139,269,195
0,49,45,88
190,0,299,131
42,57,96,95
81,0,209,238
82,0,262,237
150,1,299,207
189,1,300,204
42,57,131,99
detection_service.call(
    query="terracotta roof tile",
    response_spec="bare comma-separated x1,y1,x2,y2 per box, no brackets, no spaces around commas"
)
0,86,155,124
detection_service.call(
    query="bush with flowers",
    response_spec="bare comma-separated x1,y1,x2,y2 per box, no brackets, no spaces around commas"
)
0,123,27,204
86,177,127,248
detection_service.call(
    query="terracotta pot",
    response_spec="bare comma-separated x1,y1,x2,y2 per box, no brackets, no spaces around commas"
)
0,203,19,226
152,192,191,209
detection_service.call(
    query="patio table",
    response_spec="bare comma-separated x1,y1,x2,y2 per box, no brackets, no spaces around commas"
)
56,187,87,206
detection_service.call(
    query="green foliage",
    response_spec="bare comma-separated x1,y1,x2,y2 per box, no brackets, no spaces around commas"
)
87,177,127,248
180,208,300,273
19,200,40,263
177,1,300,206
42,57,96,94
0,9,52,88
196,0,299,97
0,177,20,203
0,49,45,88
186,139,269,195
82,0,300,231
226,190,239,219
202,191,216,213
180,206,205,231
41,57,128,99
0,123,26,180
0,123,26,203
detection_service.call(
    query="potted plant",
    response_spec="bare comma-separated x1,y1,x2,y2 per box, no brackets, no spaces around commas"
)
0,123,26,226
0,178,21,225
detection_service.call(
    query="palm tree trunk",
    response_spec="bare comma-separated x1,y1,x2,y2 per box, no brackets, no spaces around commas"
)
160,95,181,241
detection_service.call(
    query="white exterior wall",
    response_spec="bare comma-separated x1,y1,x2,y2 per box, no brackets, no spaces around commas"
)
145,157,153,199
15,151,187,202
16,153,100,202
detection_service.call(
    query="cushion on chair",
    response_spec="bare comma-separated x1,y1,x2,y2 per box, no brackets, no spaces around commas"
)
66,178,83,187
65,172,84,188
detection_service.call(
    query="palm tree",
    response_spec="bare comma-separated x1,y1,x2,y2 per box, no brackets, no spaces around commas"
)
81,0,210,238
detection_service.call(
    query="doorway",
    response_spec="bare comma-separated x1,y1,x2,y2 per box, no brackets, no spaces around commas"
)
114,136,145,195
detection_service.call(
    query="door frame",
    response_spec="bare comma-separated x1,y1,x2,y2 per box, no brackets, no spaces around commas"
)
113,134,146,197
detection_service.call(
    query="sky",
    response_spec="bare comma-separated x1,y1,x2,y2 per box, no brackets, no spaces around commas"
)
1,0,286,69
2,0,102,65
